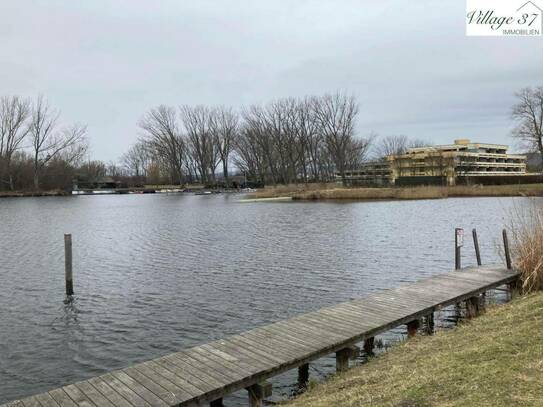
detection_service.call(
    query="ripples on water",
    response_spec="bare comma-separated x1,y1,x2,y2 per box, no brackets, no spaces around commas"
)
0,194,537,404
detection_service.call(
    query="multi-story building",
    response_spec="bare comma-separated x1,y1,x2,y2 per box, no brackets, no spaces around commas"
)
338,161,392,186
336,139,527,186
389,139,526,185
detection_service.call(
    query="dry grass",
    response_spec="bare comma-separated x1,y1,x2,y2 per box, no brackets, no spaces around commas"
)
509,202,543,293
284,293,543,407
248,184,543,201
0,189,68,198
249,183,338,199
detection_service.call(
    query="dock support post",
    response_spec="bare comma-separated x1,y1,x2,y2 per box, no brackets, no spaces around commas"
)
509,278,521,300
64,234,74,297
363,337,375,355
465,297,480,319
472,228,482,266
407,320,420,337
247,382,272,407
297,363,309,389
210,398,223,407
425,313,434,335
335,348,350,373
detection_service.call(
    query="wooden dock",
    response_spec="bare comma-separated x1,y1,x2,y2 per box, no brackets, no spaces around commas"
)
2,265,519,407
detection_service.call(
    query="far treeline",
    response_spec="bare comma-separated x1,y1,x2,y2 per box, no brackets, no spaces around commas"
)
1,88,543,192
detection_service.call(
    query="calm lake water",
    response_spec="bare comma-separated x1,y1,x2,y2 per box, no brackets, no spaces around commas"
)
0,194,537,404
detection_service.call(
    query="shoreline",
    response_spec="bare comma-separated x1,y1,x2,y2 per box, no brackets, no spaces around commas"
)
0,190,69,198
248,184,543,202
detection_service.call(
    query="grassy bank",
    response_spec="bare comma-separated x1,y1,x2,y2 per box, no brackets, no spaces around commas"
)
284,293,543,407
0,189,69,198
248,183,543,201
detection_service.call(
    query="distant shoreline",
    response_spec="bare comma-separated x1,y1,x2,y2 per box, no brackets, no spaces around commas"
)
0,190,69,198
247,183,543,201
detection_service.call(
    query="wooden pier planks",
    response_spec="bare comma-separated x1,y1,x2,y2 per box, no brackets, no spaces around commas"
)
1,265,518,407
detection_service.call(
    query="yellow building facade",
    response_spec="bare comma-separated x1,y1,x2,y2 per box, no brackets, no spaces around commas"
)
389,139,526,185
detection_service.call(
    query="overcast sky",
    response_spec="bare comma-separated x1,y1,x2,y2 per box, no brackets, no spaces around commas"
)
1,0,541,160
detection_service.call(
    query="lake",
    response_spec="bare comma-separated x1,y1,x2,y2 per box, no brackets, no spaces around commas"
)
0,194,536,404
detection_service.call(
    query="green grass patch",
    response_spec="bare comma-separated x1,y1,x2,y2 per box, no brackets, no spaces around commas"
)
284,293,543,407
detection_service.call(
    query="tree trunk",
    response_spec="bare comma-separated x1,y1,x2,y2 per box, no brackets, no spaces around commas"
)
223,160,229,187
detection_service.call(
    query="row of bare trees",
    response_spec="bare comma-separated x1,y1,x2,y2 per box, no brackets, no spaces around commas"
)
0,95,88,191
124,93,373,186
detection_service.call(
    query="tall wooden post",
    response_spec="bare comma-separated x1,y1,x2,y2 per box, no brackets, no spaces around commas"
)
455,228,463,270
64,234,74,296
502,229,512,270
472,228,482,266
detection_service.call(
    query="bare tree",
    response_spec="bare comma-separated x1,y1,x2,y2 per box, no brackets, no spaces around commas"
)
180,105,218,184
374,135,429,159
209,107,238,186
121,141,150,178
512,86,543,161
0,96,31,190
29,97,88,190
312,92,360,185
139,105,186,184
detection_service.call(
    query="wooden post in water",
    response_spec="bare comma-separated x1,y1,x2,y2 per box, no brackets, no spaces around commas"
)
472,228,482,266
246,382,272,407
455,228,463,270
502,229,512,270
64,234,74,297
210,399,223,407
297,363,309,389
502,229,520,298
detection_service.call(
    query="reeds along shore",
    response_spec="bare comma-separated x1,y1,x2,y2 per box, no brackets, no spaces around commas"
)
510,202,543,293
248,183,543,200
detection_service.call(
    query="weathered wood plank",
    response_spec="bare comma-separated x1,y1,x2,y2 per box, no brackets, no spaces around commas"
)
21,397,43,407
47,389,77,407
111,370,170,406
73,381,116,407
34,393,60,407
86,377,134,407
100,373,152,407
